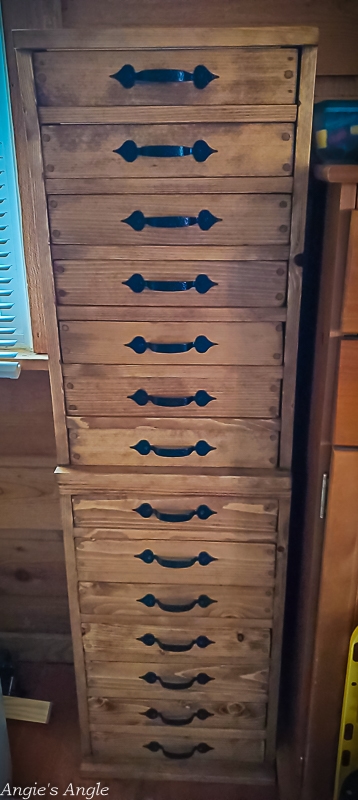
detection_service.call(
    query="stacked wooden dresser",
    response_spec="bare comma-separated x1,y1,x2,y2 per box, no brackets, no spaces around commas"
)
14,27,317,784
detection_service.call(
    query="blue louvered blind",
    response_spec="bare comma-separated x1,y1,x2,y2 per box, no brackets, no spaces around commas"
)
0,14,32,372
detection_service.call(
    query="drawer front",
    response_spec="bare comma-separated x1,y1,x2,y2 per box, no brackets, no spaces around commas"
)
88,696,266,731
63,365,282,419
68,416,280,469
90,728,265,763
48,194,291,246
86,660,269,700
334,340,358,446
79,582,274,621
59,321,283,366
72,493,278,539
54,260,287,308
42,123,294,178
34,48,298,107
76,540,276,587
82,621,271,664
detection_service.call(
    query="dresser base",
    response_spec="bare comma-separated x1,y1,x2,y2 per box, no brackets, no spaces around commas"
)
81,757,275,785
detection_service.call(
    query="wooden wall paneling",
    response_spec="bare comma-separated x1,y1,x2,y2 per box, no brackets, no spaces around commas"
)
1,0,62,352
0,371,56,461
279,46,317,469
15,49,69,462
0,467,61,530
334,340,358,445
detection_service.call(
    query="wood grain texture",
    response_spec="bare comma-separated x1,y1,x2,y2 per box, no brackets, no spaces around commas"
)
334,340,358,446
51,244,290,261
76,539,276,587
48,193,291,247
41,123,294,178
57,306,287,323
46,176,294,194
80,757,274,785
33,48,297,106
67,416,280,469
87,660,269,701
0,468,61,530
59,321,283,366
0,632,72,663
54,260,287,308
0,596,69,634
62,364,282,419
79,582,274,621
341,210,358,333
40,106,297,124
0,538,67,598
88,696,267,730
0,371,56,460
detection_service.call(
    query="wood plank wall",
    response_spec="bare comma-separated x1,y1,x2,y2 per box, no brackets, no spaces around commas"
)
0,0,357,664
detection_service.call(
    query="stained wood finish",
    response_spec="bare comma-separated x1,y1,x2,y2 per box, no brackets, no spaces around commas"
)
82,621,271,663
67,416,280,469
341,211,358,333
48,194,291,247
52,243,290,262
54,260,287,308
58,307,287,323
41,123,294,179
79,582,274,620
59,321,283,366
40,106,297,125
88,696,266,730
76,539,276,587
47,176,294,194
63,365,282,419
334,340,358,446
87,659,269,701
33,48,298,107
90,728,265,763
72,493,278,537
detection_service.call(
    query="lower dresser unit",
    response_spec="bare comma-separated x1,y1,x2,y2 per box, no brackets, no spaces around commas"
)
57,469,291,783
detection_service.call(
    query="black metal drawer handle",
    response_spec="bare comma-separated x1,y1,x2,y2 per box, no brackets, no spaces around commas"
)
123,272,217,294
125,335,217,355
131,440,215,458
122,209,221,231
138,593,217,613
138,633,214,652
140,671,214,690
142,707,213,726
110,65,218,90
129,389,215,408
115,139,216,163
135,549,217,569
134,503,216,523
144,741,213,759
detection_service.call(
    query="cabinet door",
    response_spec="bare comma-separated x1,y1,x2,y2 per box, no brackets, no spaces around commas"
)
334,340,358,445
341,211,358,334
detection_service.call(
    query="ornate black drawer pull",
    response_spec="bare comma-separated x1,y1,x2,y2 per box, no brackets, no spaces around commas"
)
142,707,213,726
144,741,213,759
138,594,217,613
123,272,217,294
131,440,216,458
115,139,216,163
138,633,214,652
122,209,221,231
125,335,217,355
135,549,217,569
134,503,216,523
140,671,214,690
129,389,215,408
110,64,218,90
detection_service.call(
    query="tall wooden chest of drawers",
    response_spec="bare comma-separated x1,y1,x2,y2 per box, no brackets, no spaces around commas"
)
14,26,317,785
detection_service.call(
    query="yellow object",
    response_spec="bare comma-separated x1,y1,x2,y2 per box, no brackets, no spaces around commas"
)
3,696,52,724
334,626,358,799
350,125,358,136
316,128,328,149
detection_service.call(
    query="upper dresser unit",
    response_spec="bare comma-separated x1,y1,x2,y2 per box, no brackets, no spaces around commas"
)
12,27,317,472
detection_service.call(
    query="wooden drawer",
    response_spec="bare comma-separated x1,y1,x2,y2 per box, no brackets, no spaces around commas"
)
48,194,291,246
59,321,283,366
341,211,358,334
63,365,282,419
90,728,265,764
68,416,280,469
34,48,298,107
54,260,287,308
79,582,274,621
82,621,271,664
75,539,276,587
88,696,266,731
334,339,358,446
42,123,294,179
86,660,269,701
72,493,278,539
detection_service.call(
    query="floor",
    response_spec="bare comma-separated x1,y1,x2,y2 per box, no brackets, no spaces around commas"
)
7,664,278,800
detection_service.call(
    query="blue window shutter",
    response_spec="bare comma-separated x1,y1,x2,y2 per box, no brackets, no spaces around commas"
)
0,13,32,363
